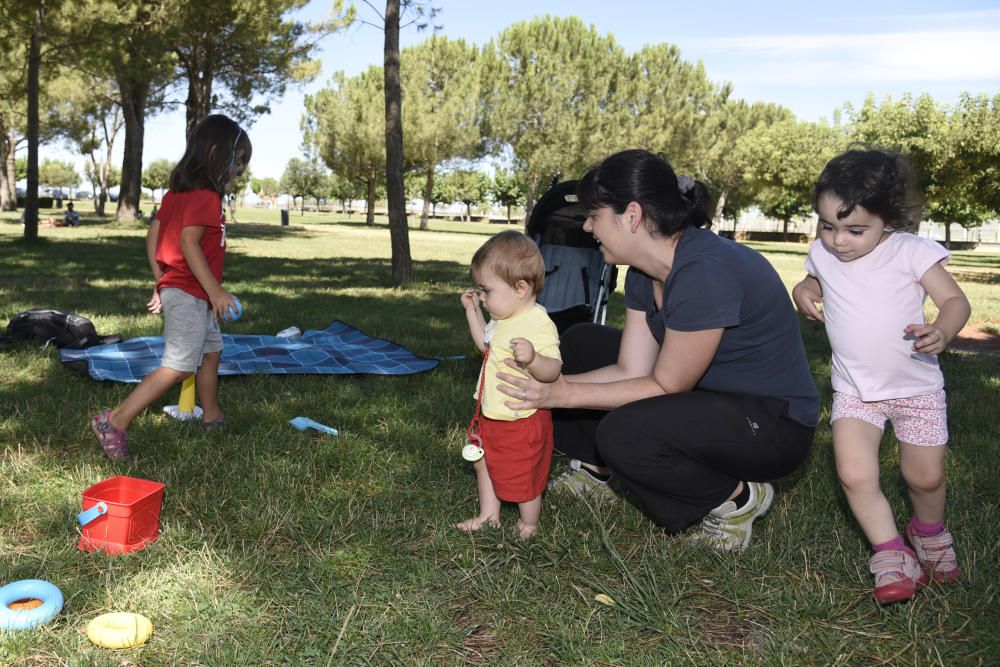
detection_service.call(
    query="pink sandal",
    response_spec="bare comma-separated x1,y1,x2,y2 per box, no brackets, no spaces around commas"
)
90,409,130,461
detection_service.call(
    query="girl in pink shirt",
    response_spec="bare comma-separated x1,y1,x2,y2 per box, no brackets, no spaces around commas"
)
793,149,970,605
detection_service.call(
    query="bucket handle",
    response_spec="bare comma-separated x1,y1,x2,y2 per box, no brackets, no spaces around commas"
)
77,502,108,527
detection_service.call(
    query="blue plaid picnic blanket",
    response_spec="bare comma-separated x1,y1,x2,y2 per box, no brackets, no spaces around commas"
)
60,321,439,382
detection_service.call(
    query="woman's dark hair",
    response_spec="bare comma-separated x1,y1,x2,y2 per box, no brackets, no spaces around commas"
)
812,146,920,231
576,149,711,236
169,114,252,194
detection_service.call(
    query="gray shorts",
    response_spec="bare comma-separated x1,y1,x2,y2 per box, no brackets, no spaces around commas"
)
160,287,223,372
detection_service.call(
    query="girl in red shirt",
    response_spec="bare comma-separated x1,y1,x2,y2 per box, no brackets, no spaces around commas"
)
91,115,251,460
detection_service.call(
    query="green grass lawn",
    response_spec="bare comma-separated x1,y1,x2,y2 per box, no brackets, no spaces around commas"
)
1,210,999,665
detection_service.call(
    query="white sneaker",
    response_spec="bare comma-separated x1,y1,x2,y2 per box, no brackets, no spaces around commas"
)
547,459,617,502
693,481,774,553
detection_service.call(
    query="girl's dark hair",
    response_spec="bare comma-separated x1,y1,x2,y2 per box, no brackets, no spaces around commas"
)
576,149,711,236
812,147,920,231
169,114,252,195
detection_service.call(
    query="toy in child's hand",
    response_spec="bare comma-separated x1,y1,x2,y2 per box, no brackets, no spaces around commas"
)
224,298,243,322
462,433,484,462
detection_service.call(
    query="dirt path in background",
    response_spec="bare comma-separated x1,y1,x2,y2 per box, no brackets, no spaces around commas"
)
951,325,1000,355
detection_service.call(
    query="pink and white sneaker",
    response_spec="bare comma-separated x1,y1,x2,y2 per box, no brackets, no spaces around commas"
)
869,548,928,605
905,524,961,583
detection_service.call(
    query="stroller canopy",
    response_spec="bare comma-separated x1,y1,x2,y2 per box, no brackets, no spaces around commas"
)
527,181,617,332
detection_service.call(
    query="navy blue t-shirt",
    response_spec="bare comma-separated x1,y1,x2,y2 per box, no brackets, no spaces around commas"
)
625,227,819,426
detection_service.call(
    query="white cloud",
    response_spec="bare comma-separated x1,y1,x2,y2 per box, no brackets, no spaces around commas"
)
703,30,1000,85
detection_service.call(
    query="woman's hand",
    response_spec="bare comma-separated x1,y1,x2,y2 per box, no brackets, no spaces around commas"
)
496,357,562,410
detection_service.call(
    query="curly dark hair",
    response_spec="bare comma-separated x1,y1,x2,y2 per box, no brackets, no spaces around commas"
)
812,147,921,231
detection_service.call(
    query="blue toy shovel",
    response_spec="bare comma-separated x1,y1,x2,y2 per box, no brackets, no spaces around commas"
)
289,417,339,436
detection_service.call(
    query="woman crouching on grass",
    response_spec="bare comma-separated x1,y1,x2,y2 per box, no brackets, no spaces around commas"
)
498,149,819,552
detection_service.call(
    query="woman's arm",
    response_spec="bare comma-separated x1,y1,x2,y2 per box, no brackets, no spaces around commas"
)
498,321,723,411
567,307,661,384
906,262,971,354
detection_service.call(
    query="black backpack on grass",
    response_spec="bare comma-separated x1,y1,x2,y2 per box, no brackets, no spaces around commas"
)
0,309,122,351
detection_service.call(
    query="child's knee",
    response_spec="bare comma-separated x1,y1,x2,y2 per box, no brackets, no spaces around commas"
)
166,368,194,383
902,463,944,493
836,462,878,493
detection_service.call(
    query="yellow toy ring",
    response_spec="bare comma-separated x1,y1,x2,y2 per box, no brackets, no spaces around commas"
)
86,612,153,649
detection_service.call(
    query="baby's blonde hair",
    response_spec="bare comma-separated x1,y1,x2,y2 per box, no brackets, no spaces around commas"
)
470,230,545,296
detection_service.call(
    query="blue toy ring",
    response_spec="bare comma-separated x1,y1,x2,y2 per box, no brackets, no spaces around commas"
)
0,579,64,630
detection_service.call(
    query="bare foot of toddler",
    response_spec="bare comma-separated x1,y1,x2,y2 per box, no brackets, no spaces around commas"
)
517,519,538,540
454,515,500,532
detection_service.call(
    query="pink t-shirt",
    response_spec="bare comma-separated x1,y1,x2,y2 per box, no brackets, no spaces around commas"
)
805,232,949,401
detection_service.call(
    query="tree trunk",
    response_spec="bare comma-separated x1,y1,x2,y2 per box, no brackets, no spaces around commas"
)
87,165,100,214
506,204,511,223
383,0,412,286
420,166,433,231
97,107,122,216
944,222,952,247
523,174,540,225
23,8,43,242
97,156,110,216
0,124,16,212
184,57,213,137
366,168,376,226
782,218,789,242
116,76,149,222
713,189,727,228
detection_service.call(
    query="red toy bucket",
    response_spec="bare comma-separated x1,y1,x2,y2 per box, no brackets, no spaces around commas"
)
76,476,166,554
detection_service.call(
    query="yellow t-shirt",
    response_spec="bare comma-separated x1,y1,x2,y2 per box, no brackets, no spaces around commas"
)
475,303,561,421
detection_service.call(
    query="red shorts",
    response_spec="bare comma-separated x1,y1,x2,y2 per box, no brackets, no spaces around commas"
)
479,410,553,503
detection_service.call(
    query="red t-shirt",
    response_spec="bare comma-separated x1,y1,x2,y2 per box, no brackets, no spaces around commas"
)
155,189,227,303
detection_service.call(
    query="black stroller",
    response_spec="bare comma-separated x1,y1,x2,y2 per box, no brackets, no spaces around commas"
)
526,180,617,334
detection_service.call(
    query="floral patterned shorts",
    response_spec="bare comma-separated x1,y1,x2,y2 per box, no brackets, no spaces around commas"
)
831,389,948,447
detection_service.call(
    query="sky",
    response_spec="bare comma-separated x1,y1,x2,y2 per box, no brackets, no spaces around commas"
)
44,0,1000,183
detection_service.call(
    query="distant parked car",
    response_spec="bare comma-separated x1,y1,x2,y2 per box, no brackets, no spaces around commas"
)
76,191,93,200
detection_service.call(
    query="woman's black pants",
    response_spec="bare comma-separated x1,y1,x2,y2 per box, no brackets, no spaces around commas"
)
553,324,815,533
